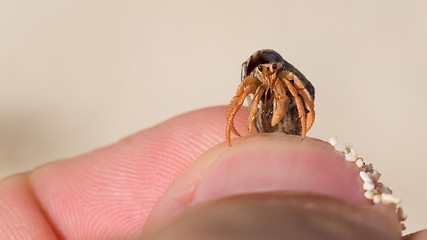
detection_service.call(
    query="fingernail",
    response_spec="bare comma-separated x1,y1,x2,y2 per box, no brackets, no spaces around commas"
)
144,134,399,235
191,135,366,206
143,192,401,240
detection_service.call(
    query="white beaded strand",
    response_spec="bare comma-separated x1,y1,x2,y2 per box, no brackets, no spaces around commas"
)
328,136,407,231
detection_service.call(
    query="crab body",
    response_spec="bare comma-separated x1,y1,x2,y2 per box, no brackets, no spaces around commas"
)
226,49,315,146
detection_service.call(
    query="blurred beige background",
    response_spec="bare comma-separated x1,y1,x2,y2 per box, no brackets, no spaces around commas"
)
1,0,426,234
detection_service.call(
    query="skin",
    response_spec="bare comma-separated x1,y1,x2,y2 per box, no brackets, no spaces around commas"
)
0,106,424,239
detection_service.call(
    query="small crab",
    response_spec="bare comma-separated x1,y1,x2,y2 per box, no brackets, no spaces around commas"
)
226,49,315,146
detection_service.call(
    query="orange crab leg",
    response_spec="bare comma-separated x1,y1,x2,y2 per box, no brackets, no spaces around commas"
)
226,75,256,136
272,79,290,126
227,95,243,136
226,75,258,119
226,85,258,145
226,75,260,146
282,78,307,139
247,85,266,133
226,84,258,137
283,71,315,131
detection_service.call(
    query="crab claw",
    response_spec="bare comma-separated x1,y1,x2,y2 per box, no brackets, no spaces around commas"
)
271,80,290,126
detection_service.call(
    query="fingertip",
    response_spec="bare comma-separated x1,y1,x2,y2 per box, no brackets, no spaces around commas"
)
144,134,402,238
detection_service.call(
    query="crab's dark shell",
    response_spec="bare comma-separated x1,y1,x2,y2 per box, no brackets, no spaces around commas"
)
242,49,315,135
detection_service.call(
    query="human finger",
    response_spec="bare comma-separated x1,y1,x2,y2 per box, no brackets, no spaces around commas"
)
0,106,249,239
143,134,402,239
403,230,427,240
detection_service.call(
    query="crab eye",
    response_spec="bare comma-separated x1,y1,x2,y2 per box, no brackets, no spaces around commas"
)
257,66,263,71
272,63,277,70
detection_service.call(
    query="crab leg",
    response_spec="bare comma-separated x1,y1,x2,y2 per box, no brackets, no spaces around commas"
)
271,79,290,126
227,75,256,136
226,76,260,146
227,84,258,137
247,85,266,133
283,71,315,131
282,78,307,139
227,95,243,137
227,75,257,120
226,85,258,145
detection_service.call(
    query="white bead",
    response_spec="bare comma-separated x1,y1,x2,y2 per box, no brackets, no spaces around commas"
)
373,195,381,203
363,182,375,191
381,193,401,205
345,153,356,162
355,158,365,168
359,171,373,183
329,136,338,146
364,191,374,199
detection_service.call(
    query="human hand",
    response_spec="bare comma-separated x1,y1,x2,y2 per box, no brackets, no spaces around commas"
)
0,106,425,239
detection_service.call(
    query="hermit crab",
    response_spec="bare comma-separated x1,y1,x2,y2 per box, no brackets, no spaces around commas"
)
226,49,315,146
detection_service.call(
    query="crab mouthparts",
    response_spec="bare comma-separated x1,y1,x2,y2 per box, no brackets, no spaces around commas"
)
263,77,276,87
